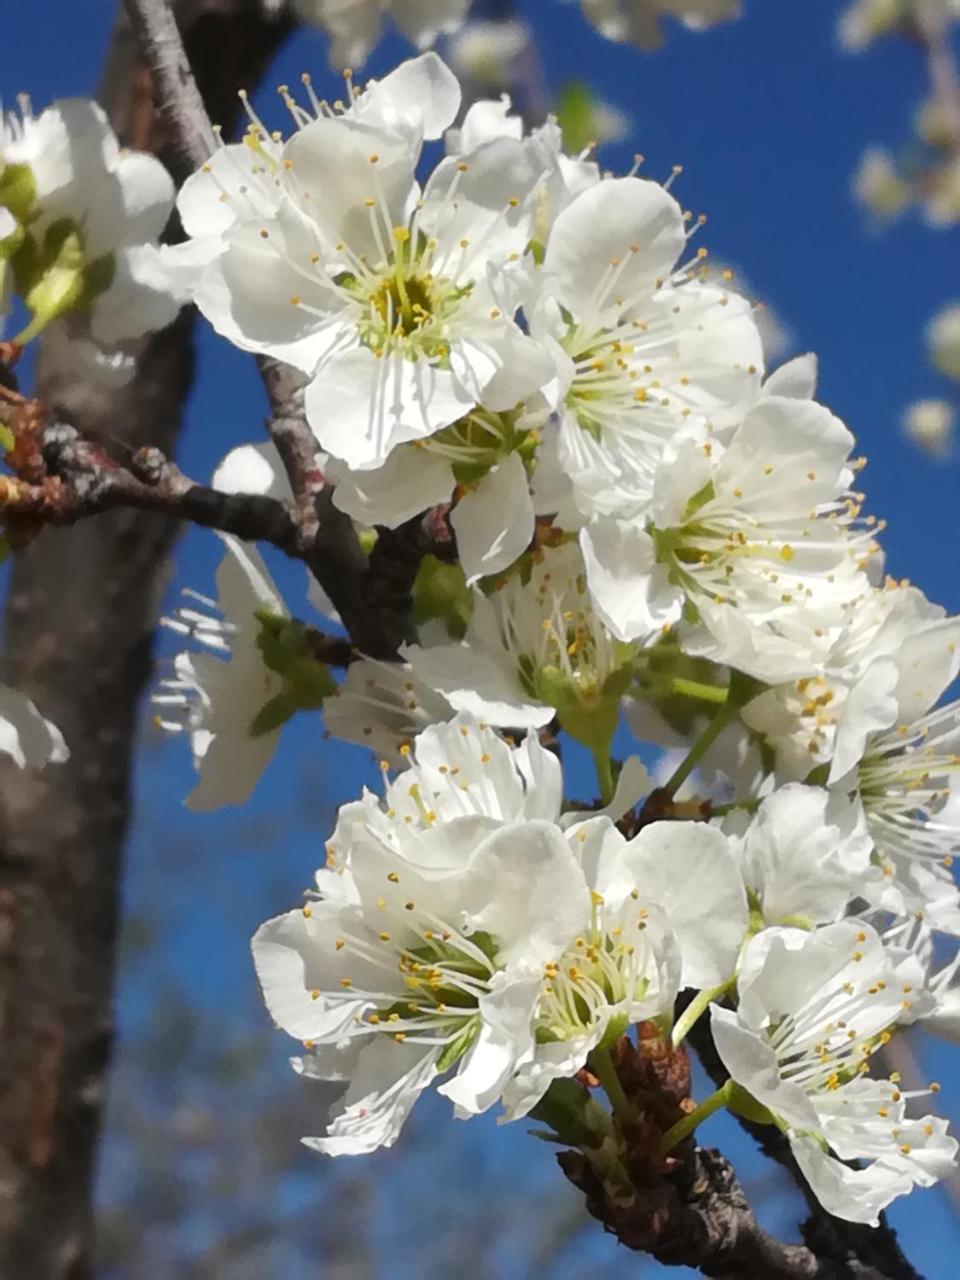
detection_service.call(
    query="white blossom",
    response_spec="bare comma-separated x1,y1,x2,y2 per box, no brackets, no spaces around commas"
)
729,785,873,927
712,922,957,1224
404,540,638,739
1,97,180,343
253,715,588,1151
580,395,874,682
172,54,552,471
530,176,763,527
324,657,454,763
153,536,292,810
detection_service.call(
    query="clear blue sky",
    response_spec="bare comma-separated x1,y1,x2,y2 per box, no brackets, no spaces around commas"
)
7,2,960,1275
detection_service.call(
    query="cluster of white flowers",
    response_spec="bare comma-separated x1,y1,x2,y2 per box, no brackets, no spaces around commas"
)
0,96,182,370
140,50,960,1228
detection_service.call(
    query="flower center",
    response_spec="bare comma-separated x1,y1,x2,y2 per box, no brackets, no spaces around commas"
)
859,705,960,865
537,892,651,1042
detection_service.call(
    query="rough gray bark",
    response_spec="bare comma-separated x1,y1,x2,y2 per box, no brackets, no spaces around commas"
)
0,5,290,1276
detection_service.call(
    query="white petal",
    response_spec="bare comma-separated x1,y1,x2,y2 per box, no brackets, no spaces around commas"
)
439,972,539,1115
763,353,818,399
0,685,69,769
790,1135,911,1226
306,347,474,468
213,441,294,500
467,821,590,965
303,1039,438,1156
451,454,534,582
710,1005,821,1132
357,52,461,140
330,447,453,527
829,658,899,783
89,243,182,344
625,822,748,987
85,148,174,255
543,177,685,319
579,519,682,642
185,723,280,811
403,639,553,729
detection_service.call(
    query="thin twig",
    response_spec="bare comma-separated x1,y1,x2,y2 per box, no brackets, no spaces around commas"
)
1,419,303,555
121,0,217,169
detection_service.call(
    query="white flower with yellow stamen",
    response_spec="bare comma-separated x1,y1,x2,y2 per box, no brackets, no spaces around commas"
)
579,394,875,682
153,535,293,811
711,922,957,1225
404,540,638,742
172,53,552,471
742,578,946,780
1,96,179,344
252,715,592,1153
529,175,763,526
501,814,747,1118
323,657,455,764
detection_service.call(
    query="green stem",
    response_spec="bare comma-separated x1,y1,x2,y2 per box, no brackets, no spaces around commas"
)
637,671,729,706
660,1080,733,1152
591,745,615,807
589,1045,632,1123
661,699,733,799
671,978,735,1048
669,675,729,705
708,797,761,818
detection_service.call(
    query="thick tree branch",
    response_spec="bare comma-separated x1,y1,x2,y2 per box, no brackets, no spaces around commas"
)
0,5,292,1276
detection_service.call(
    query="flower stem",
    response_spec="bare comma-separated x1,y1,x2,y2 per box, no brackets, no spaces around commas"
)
591,745,615,807
636,671,729,706
671,979,735,1048
670,676,729,705
589,1045,632,1123
708,797,761,818
660,1080,733,1152
661,701,733,799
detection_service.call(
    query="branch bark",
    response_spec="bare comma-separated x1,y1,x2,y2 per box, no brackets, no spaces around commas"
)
0,4,290,1276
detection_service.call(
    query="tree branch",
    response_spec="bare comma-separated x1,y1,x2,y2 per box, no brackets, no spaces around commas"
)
121,0,216,170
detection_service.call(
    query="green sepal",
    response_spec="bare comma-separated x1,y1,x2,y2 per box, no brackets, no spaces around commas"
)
249,689,306,738
435,1020,479,1074
249,611,336,737
725,1080,777,1127
412,554,473,639
0,423,15,453
0,163,37,225
529,1077,601,1147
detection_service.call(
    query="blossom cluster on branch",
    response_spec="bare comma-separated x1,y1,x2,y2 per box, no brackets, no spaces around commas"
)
2,8,959,1267
144,50,960,1232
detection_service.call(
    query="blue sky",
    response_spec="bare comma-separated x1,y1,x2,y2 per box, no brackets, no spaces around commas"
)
6,1,960,1275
